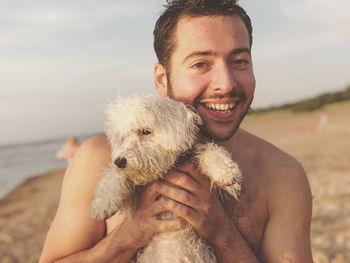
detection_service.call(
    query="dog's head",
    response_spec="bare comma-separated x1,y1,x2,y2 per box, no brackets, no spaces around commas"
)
105,95,202,185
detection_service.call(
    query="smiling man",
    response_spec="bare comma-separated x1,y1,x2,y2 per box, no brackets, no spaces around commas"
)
40,1,313,263
154,14,255,142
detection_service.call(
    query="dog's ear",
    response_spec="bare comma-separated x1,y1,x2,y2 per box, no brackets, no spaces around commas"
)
184,104,202,127
156,100,203,152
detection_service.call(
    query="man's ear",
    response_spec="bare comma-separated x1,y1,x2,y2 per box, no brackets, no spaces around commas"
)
154,63,168,97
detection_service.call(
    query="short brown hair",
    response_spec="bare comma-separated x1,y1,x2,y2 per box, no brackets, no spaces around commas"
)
153,0,253,69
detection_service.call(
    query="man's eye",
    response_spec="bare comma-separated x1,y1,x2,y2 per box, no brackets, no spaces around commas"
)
234,59,248,65
230,59,249,69
139,129,151,135
192,62,206,68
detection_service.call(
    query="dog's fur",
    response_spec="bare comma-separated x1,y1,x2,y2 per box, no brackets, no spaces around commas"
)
90,95,242,263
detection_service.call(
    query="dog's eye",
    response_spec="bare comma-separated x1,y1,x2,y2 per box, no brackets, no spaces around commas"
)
139,129,152,136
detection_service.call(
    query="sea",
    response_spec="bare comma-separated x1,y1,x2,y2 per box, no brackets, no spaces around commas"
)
0,135,93,199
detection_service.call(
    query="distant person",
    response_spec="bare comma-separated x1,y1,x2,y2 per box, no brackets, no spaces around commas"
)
55,137,80,162
40,1,313,262
319,111,330,132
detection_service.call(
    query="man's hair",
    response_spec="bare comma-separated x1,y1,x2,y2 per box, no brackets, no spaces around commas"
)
153,0,253,69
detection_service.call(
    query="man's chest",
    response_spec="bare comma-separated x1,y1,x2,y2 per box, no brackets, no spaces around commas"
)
221,180,268,254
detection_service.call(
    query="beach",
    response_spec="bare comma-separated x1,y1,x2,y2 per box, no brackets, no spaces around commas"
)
0,101,349,262
0,169,65,263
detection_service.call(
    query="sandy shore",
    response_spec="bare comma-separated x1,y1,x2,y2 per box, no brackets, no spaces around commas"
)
0,168,65,263
0,101,349,263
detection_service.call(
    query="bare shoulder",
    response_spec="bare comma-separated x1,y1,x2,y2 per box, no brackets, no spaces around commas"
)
236,128,308,182
236,129,313,261
58,134,111,205
70,133,110,169
39,134,111,263
61,133,111,197
235,128,312,209
75,133,110,160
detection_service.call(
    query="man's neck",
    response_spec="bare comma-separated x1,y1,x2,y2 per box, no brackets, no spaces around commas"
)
198,128,241,149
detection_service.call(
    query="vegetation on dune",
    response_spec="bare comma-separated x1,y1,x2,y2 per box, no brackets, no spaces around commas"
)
250,85,350,115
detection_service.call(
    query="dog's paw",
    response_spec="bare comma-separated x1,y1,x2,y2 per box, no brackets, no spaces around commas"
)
195,142,242,199
90,198,117,220
223,182,241,200
90,167,137,220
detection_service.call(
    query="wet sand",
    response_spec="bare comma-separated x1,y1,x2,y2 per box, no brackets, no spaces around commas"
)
0,101,349,263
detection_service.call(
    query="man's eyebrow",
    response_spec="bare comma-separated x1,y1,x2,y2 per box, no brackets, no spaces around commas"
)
181,51,216,65
231,48,251,56
181,48,251,64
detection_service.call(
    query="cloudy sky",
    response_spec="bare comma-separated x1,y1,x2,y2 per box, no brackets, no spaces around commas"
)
1,0,349,145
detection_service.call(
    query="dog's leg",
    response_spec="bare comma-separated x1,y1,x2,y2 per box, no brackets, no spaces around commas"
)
90,164,134,220
195,143,241,199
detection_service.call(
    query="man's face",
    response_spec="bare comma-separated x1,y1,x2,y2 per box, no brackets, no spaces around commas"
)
155,15,255,141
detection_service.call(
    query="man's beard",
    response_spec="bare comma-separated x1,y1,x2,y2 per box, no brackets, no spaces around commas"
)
198,102,251,141
166,75,253,142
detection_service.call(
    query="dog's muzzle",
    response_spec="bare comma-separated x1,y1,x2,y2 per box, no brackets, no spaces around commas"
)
114,157,127,168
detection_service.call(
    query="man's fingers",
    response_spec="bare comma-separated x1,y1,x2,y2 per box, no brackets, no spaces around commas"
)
150,198,174,215
154,181,199,208
162,169,200,193
160,197,198,225
174,162,211,189
141,183,161,200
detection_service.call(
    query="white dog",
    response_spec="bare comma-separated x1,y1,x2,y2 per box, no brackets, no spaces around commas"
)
90,95,242,263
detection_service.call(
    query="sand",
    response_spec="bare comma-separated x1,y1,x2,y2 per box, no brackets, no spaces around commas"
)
0,101,349,263
0,169,65,263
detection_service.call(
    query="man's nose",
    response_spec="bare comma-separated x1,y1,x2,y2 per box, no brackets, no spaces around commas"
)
211,62,237,94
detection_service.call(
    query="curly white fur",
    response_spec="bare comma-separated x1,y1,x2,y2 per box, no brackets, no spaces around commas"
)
90,95,242,263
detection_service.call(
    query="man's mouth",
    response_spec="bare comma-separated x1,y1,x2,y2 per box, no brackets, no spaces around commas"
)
203,102,236,113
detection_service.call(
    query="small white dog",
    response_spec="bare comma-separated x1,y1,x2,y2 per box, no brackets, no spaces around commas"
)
90,95,242,263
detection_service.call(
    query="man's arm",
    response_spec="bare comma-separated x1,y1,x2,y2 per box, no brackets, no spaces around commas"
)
39,135,136,263
39,135,183,263
258,160,313,262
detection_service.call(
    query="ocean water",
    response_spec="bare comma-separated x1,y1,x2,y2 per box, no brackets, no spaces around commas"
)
0,135,92,199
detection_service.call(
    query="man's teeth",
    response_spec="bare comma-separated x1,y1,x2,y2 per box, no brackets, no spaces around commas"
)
204,102,236,111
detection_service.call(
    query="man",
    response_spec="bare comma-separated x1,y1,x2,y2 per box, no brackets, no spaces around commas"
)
40,0,313,262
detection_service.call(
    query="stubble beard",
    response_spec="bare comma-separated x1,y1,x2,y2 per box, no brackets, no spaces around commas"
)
198,101,252,142
166,75,253,142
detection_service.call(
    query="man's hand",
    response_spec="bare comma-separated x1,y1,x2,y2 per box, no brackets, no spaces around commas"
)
153,162,263,263
119,182,187,249
153,162,234,244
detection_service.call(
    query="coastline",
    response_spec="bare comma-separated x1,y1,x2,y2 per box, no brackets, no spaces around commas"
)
0,168,66,263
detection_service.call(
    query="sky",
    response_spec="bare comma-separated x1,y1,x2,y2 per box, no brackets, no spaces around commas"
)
1,0,349,145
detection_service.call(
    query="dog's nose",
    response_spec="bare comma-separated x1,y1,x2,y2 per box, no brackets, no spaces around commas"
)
114,157,127,168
